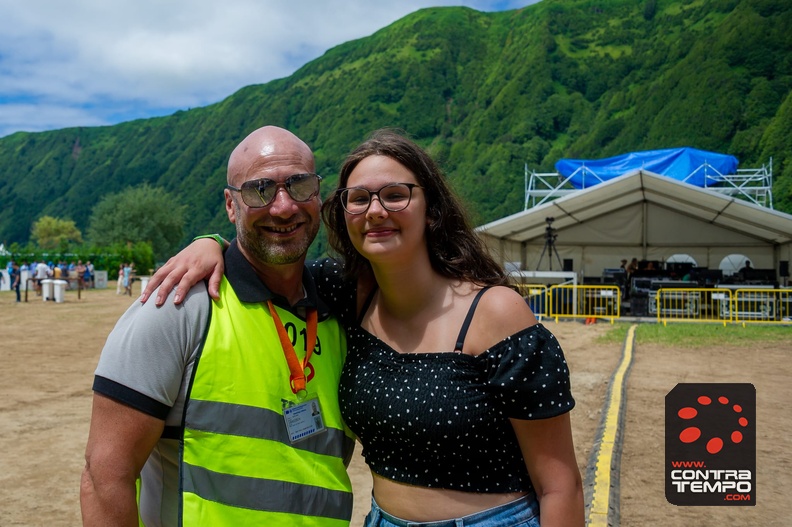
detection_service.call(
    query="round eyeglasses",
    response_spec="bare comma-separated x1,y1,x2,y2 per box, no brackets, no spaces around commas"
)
226,173,321,208
339,183,422,215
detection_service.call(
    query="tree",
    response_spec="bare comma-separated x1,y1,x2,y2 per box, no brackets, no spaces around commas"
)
31,216,83,250
643,0,657,21
86,184,186,261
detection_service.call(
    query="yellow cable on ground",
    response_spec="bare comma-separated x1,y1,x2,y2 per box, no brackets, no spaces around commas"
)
585,324,636,527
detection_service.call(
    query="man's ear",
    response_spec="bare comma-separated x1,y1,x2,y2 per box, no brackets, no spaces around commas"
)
225,189,237,224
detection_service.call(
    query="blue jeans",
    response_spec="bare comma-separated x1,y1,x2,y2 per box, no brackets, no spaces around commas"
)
363,494,540,527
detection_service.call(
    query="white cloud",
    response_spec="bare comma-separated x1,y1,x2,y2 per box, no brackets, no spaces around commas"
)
0,0,538,137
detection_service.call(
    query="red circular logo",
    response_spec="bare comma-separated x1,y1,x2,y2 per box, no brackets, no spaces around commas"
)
676,394,749,454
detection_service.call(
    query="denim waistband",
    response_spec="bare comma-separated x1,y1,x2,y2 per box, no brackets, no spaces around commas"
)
368,493,539,527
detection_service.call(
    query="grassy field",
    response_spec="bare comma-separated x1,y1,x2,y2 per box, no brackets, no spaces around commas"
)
597,321,790,348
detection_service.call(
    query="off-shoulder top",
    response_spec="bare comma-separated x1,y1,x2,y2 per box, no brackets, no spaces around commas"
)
309,259,575,492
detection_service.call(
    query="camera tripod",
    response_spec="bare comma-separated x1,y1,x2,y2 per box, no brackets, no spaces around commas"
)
536,217,563,271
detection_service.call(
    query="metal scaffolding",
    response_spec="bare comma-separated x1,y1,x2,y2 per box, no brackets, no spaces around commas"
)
525,158,774,210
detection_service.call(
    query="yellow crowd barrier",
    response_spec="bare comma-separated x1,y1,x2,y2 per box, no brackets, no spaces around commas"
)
514,283,791,326
725,288,791,325
547,285,621,324
652,287,729,325
653,287,791,325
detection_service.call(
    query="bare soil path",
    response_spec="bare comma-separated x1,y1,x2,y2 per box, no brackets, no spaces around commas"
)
0,288,787,525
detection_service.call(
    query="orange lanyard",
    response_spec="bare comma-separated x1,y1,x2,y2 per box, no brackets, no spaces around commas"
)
267,300,317,396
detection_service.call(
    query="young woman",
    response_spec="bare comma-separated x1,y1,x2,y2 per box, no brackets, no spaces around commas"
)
116,263,125,294
142,130,584,526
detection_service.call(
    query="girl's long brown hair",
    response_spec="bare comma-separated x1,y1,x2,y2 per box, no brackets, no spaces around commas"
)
322,129,508,287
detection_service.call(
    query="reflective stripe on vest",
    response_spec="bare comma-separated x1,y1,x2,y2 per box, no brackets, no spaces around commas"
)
181,276,353,526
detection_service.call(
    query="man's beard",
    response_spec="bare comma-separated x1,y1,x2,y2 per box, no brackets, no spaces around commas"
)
237,221,318,265
240,232,309,265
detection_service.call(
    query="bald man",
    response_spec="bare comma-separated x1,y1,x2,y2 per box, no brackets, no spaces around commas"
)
81,127,355,527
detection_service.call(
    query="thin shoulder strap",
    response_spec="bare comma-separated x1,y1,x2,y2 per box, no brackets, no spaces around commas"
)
357,286,378,325
454,287,491,352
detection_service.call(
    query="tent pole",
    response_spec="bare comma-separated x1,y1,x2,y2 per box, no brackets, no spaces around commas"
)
642,200,648,259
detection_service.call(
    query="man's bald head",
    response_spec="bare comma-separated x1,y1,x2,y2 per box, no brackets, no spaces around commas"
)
224,126,321,274
227,126,315,186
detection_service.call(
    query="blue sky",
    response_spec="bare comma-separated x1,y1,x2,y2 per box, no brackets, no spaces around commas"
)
0,1,539,138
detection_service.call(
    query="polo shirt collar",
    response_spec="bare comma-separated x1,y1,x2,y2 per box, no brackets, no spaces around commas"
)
224,239,330,318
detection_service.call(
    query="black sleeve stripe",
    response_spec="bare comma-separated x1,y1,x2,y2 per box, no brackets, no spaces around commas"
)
161,426,182,439
92,376,172,420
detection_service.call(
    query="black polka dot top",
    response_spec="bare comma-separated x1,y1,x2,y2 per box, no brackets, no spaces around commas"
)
309,259,575,493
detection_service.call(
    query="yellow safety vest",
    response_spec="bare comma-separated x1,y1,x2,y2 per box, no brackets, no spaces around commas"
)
180,277,354,526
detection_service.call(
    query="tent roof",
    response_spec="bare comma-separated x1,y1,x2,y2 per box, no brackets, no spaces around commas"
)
556,146,738,188
478,170,792,246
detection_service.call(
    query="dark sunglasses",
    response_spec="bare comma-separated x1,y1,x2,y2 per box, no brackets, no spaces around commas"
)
226,173,321,208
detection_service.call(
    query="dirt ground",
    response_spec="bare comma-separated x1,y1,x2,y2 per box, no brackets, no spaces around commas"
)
0,287,788,526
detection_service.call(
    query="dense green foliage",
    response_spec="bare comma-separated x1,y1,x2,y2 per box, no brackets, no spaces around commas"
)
86,184,185,261
1,0,790,261
31,216,83,250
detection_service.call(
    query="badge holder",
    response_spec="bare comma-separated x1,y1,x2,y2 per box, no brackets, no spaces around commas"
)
269,301,325,443
282,396,326,443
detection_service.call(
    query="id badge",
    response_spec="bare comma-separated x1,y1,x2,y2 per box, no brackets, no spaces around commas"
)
282,396,327,443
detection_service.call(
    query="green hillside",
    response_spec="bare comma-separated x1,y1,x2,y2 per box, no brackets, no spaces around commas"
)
1,0,790,260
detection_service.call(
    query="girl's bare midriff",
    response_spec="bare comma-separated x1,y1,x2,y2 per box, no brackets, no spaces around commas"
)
371,472,529,522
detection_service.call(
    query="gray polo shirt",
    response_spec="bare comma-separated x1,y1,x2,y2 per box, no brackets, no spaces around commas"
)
94,280,210,527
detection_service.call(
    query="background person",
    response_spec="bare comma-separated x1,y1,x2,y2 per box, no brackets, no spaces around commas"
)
81,126,355,526
122,262,134,296
83,261,94,288
34,260,50,295
142,129,584,526
10,261,21,302
75,260,86,289
116,263,124,294
626,257,639,275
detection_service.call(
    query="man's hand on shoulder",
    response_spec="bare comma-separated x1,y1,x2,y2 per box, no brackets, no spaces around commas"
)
139,238,226,306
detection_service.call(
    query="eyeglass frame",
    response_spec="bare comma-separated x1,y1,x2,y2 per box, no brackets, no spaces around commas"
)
226,173,322,208
337,182,423,215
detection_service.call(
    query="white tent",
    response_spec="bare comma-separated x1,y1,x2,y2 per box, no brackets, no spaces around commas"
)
477,170,792,281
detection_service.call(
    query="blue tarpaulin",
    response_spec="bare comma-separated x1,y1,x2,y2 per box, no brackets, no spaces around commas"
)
555,147,739,189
